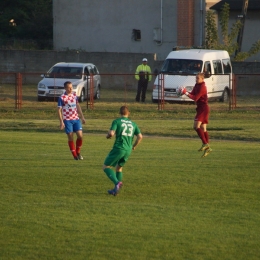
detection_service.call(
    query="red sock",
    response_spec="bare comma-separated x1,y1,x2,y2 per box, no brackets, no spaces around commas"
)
204,131,209,144
196,128,207,144
68,141,77,157
76,139,83,155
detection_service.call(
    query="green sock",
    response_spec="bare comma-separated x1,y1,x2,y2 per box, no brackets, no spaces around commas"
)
116,171,123,182
104,168,118,185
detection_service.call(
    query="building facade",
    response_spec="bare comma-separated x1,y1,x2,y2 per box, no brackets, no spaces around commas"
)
53,0,218,61
53,1,260,62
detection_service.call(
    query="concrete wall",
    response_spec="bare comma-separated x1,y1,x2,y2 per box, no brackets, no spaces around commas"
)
235,74,260,95
0,50,155,87
0,50,154,74
1,49,260,75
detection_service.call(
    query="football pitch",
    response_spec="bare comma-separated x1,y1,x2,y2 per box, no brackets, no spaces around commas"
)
0,130,260,260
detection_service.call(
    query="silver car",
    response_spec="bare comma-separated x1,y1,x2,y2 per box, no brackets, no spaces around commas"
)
37,62,101,102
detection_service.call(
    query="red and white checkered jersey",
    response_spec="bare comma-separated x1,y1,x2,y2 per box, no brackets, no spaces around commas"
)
58,92,79,120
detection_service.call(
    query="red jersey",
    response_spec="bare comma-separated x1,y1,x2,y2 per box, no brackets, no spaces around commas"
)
188,81,208,106
57,92,79,121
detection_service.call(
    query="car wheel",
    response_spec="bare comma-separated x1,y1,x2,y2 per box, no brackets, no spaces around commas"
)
79,89,85,103
38,96,45,102
94,85,100,100
152,97,158,103
220,88,229,102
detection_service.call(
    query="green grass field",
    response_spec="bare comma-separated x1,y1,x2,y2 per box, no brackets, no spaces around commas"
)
0,87,260,259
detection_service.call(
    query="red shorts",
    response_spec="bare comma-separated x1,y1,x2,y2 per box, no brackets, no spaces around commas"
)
195,104,209,124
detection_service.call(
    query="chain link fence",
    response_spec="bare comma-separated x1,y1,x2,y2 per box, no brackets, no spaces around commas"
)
0,72,259,111
233,74,260,110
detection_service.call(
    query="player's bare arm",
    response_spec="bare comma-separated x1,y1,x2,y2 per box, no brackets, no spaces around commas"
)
106,130,115,139
57,107,65,130
132,133,143,150
76,103,86,124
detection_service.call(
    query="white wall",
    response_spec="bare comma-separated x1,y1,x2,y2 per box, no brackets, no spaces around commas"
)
53,0,207,61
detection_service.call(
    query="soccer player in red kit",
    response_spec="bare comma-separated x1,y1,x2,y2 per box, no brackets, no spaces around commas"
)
57,81,86,160
181,72,212,157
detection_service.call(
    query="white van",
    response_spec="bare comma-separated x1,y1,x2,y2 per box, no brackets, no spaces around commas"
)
37,62,101,102
152,49,232,102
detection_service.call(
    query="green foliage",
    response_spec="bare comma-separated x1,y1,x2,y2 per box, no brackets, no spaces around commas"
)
205,3,260,61
0,0,52,49
235,40,260,61
205,10,219,49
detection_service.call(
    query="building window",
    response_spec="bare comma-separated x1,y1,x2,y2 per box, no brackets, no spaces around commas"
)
133,29,141,41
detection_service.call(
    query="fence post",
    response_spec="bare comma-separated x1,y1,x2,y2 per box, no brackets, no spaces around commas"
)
86,74,94,109
15,73,22,109
230,73,236,110
158,73,164,110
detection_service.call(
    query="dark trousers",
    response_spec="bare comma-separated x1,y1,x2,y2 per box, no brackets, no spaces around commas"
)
136,80,148,102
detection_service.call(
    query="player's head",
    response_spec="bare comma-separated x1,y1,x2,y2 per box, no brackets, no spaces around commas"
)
64,81,72,88
119,106,130,116
196,72,204,84
64,81,73,93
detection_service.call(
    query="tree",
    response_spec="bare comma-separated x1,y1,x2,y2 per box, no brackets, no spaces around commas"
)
0,0,52,49
205,2,260,61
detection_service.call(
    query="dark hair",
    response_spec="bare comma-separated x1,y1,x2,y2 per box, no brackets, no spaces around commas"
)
64,81,72,88
119,106,129,115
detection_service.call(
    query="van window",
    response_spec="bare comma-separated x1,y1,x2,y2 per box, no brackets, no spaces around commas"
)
203,61,212,74
213,60,223,74
222,59,232,74
161,59,203,74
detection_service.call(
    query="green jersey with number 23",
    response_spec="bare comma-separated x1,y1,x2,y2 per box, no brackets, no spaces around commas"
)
110,117,141,151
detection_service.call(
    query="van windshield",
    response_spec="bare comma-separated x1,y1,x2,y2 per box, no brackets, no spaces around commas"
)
45,66,83,79
161,59,203,74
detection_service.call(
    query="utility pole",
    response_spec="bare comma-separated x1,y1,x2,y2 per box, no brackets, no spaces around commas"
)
235,0,249,57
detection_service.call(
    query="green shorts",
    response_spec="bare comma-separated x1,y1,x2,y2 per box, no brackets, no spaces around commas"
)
104,148,132,167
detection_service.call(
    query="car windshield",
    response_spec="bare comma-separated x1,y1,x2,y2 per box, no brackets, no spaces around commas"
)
45,66,83,79
161,59,203,74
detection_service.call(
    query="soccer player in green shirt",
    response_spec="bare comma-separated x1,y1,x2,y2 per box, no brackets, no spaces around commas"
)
103,106,143,196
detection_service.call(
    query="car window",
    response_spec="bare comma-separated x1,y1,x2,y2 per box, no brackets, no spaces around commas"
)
84,67,89,75
93,66,98,75
46,66,82,79
88,65,94,75
222,59,232,74
212,60,223,74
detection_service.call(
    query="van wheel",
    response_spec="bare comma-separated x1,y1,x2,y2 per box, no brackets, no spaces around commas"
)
94,85,100,99
152,98,164,104
220,88,229,102
79,89,85,102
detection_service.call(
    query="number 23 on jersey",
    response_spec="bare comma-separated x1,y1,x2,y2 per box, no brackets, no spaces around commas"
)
121,123,134,137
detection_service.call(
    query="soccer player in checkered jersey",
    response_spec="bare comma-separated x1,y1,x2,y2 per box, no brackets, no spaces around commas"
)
181,72,212,157
57,81,86,160
103,106,143,196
